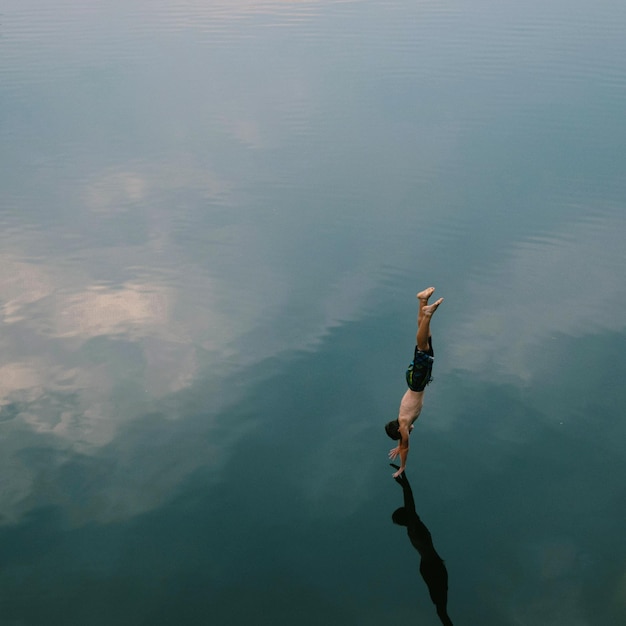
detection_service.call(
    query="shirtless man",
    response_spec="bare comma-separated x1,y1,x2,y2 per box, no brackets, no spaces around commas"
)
386,287,443,478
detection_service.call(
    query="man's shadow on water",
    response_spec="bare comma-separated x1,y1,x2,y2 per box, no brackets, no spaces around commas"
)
390,464,453,626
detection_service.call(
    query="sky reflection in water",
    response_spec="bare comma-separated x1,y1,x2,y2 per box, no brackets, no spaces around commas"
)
1,0,626,624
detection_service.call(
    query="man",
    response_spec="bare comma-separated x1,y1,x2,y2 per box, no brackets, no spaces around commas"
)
386,287,443,478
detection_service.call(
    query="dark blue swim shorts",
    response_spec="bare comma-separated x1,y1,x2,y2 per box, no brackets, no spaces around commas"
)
405,340,434,392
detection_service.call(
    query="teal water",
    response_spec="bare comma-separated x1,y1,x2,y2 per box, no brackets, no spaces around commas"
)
1,1,626,624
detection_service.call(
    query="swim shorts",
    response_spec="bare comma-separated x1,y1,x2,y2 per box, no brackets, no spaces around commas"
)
405,338,434,392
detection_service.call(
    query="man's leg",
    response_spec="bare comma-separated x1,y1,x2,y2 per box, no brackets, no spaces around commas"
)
416,287,435,345
416,298,443,352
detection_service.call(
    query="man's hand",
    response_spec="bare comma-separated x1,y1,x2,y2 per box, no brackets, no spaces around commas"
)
392,465,406,479
388,446,401,460
389,425,410,476
390,463,407,484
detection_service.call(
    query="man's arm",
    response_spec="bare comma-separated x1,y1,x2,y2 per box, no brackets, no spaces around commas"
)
391,425,410,478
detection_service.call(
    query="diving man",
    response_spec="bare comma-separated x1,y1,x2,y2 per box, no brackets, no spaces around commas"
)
386,287,443,478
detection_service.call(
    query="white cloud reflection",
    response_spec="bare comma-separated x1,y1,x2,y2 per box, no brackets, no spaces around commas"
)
0,151,379,524
54,283,169,339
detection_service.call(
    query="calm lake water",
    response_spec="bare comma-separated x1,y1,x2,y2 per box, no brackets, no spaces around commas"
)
1,1,626,624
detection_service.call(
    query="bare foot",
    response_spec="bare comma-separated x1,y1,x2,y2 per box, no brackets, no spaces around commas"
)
423,297,443,317
417,287,435,301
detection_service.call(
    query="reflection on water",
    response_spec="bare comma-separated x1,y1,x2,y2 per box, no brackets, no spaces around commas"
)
1,0,626,623
391,465,453,626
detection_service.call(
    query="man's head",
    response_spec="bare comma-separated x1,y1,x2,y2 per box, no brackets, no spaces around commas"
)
385,419,401,440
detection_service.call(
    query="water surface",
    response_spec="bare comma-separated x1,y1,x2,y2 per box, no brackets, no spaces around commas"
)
1,1,625,624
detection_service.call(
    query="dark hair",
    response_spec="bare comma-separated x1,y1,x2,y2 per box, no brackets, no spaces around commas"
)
392,507,408,526
385,420,401,440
